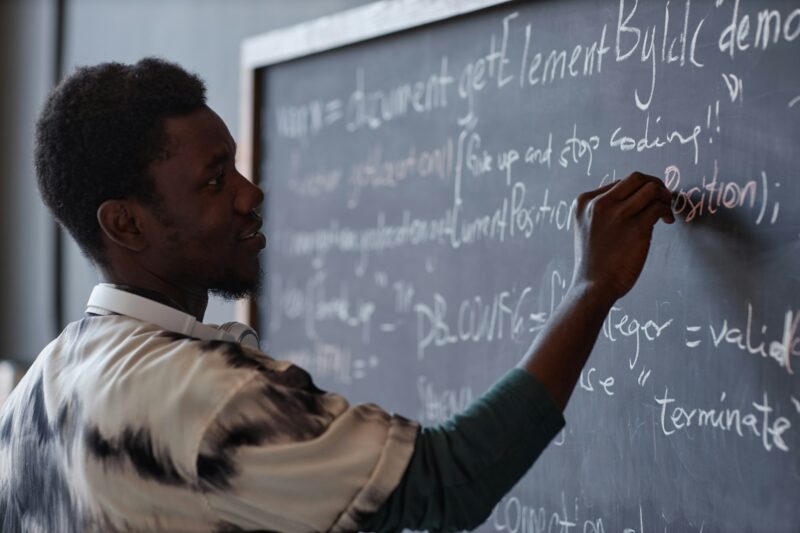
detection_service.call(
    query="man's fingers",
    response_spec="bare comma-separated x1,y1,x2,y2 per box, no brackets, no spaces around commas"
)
607,172,661,201
577,173,674,225
635,198,675,227
621,179,673,220
576,180,618,209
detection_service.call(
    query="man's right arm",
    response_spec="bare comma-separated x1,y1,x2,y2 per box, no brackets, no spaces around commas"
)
521,172,674,409
366,173,674,532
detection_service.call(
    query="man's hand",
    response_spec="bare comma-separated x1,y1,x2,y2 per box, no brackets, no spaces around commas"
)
572,172,675,304
520,172,674,410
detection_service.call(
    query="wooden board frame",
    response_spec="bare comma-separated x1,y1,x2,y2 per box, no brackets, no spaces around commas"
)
235,0,514,325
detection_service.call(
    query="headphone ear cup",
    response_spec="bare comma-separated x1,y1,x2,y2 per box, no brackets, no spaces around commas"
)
218,322,261,350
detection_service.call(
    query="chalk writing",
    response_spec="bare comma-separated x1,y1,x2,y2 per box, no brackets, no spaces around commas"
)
721,72,744,103
610,113,703,164
287,167,342,197
346,59,454,133
345,139,454,207
667,161,782,225
269,272,375,343
490,492,604,533
708,303,800,374
602,305,674,370
616,0,706,110
656,388,792,453
579,367,616,396
517,21,611,89
718,0,800,57
276,98,344,139
414,286,535,359
417,376,473,423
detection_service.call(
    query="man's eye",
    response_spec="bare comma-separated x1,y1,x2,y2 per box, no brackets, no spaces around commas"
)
208,172,225,188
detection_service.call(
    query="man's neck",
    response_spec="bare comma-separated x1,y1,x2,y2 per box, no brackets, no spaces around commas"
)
98,270,208,321
105,283,184,310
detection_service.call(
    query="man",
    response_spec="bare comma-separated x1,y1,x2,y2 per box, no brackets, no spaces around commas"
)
0,58,673,532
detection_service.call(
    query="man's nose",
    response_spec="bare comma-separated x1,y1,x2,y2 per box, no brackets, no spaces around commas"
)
233,171,265,214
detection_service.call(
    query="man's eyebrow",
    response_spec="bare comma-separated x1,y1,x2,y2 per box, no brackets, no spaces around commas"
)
204,150,230,169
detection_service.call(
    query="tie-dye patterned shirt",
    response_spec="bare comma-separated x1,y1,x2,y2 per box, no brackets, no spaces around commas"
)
0,314,418,532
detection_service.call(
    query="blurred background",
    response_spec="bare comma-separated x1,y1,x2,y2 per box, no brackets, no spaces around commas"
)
0,0,375,401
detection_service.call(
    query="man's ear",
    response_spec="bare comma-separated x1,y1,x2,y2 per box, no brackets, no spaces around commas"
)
96,200,147,252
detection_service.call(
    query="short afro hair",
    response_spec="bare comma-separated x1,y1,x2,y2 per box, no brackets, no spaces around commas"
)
35,57,207,266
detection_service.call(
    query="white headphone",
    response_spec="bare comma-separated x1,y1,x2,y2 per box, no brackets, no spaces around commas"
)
86,284,260,350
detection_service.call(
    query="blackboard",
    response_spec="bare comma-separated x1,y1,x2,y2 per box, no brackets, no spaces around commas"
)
244,0,800,530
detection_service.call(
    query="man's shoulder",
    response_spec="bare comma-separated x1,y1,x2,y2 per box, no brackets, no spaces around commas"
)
46,314,258,390
41,315,279,457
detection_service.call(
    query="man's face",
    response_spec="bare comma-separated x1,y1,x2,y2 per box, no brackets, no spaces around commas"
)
141,106,266,299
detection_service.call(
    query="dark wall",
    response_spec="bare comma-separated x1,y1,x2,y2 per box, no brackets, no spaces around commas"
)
0,0,57,362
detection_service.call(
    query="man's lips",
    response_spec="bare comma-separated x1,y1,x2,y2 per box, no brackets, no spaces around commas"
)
238,220,263,241
238,230,267,251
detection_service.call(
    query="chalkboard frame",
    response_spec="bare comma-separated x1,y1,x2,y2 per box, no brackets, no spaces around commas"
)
235,0,514,325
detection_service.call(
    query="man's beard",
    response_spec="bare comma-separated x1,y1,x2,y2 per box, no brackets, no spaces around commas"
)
207,262,264,301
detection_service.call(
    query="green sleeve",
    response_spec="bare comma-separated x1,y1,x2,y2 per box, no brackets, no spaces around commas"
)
363,369,565,532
